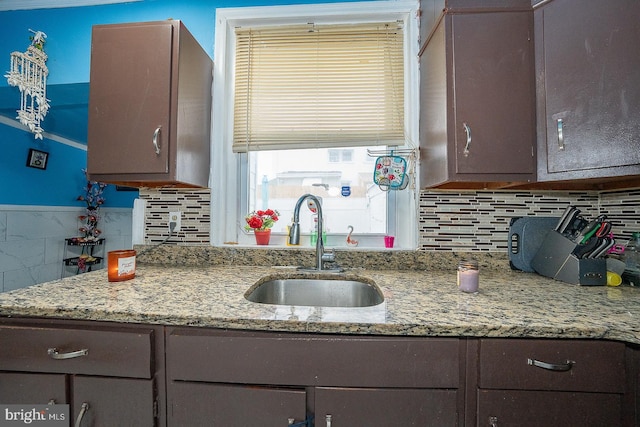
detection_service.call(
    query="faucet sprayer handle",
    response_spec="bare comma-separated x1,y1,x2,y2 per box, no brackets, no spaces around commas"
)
322,249,336,263
288,223,301,245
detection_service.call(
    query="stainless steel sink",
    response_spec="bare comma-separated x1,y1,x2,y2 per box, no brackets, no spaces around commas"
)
245,278,384,308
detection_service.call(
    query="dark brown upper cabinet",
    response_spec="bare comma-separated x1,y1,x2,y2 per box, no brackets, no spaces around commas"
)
419,0,536,189
87,20,212,188
533,0,640,190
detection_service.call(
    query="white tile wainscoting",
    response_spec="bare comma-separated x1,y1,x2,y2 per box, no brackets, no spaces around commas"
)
0,206,132,292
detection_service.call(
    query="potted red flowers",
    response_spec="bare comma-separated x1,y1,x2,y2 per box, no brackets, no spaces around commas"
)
245,209,279,245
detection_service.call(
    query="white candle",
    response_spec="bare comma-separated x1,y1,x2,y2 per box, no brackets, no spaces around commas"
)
458,269,479,293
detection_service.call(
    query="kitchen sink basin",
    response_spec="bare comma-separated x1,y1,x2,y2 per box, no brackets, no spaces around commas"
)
245,278,384,308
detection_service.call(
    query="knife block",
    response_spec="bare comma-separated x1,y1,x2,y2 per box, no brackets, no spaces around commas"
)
531,230,606,286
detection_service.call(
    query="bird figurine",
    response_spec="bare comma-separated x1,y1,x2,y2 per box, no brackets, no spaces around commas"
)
346,225,358,247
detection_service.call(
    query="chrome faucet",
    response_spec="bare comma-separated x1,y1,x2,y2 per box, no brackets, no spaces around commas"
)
288,194,338,271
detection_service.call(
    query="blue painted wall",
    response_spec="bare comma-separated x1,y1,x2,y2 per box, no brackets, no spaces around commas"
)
0,0,362,207
0,125,130,207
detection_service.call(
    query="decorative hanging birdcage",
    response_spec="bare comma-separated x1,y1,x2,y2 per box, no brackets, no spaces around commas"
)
4,30,50,140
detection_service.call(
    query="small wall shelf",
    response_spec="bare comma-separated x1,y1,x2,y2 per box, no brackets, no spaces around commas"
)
62,238,105,277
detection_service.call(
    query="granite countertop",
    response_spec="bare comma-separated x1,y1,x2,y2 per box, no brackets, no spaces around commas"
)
1,264,640,344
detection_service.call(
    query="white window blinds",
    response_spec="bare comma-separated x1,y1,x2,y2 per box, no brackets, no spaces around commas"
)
232,22,405,153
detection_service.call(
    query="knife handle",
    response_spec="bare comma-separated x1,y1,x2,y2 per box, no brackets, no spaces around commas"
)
577,219,601,244
555,206,573,232
556,206,579,234
582,228,599,244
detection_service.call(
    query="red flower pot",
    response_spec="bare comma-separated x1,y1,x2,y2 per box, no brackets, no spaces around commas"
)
254,229,271,245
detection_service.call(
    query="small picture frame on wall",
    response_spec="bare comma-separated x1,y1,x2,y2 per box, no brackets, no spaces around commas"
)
26,148,49,170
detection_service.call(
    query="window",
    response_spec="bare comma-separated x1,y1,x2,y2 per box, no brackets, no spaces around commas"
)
328,150,341,163
341,150,353,163
328,149,354,163
249,146,387,236
212,1,419,248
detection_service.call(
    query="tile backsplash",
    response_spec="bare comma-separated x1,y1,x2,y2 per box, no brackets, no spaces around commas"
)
140,188,640,251
599,189,640,238
418,191,600,251
140,188,211,246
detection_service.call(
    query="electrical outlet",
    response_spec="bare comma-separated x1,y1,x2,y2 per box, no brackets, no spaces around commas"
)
169,211,181,232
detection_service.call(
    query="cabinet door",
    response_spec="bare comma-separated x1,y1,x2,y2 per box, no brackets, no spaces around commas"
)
72,376,154,427
0,372,67,404
88,22,172,175
478,390,622,427
315,387,458,427
168,382,307,426
540,0,640,176
451,11,535,176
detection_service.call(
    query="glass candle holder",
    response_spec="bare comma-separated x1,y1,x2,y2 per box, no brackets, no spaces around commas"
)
457,259,479,293
107,250,136,282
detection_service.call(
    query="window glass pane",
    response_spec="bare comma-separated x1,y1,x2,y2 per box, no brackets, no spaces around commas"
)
248,147,387,235
328,149,340,163
342,149,354,162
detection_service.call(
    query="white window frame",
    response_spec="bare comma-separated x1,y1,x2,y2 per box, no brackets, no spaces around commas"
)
211,1,420,249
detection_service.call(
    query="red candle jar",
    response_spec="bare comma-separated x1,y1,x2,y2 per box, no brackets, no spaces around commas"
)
107,250,136,282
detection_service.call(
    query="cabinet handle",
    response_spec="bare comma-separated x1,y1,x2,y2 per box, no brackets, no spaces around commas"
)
288,416,313,426
463,122,472,156
74,402,89,427
325,414,332,427
527,357,575,371
556,118,564,150
489,416,498,427
152,126,161,155
48,347,89,360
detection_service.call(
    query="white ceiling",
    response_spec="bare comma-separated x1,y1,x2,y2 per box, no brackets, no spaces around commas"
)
0,0,140,11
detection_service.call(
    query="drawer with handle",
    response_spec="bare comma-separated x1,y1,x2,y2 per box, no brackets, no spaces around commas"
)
0,323,155,379
478,338,625,393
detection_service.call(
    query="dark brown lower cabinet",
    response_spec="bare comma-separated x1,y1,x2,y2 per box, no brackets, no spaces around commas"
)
166,328,464,426
0,372,67,404
169,382,307,426
73,377,155,427
2,319,638,426
0,318,164,427
474,338,628,427
167,383,459,427
0,373,154,425
478,390,621,427
315,387,458,426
